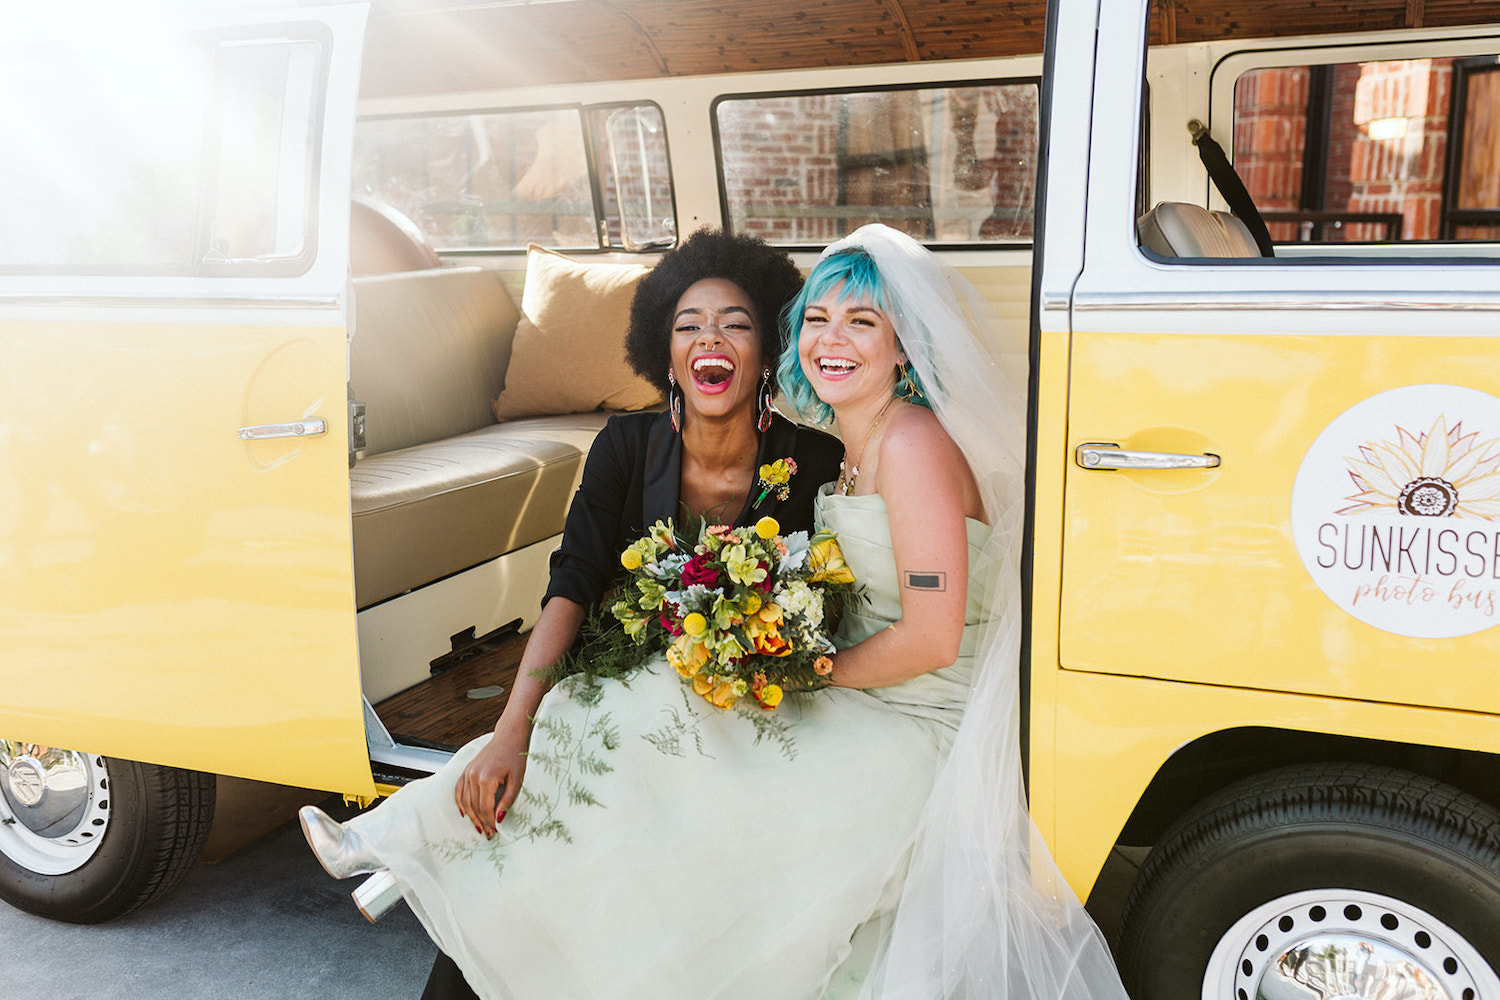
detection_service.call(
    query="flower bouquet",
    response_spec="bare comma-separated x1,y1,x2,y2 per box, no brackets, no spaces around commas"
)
610,516,858,710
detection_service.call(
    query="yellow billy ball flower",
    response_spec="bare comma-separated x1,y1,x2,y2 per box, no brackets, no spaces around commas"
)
759,684,783,708
682,612,708,636
755,515,780,539
620,547,643,571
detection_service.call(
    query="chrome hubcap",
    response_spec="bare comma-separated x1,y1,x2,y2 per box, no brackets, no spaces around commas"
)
1205,889,1498,1000
0,741,110,875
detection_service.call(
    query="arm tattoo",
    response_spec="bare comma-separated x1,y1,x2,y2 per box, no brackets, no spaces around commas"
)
904,571,947,592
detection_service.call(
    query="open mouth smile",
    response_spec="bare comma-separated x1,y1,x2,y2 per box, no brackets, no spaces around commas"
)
815,357,859,379
691,354,736,392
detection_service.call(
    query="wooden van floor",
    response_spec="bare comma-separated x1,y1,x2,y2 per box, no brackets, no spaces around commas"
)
375,629,529,749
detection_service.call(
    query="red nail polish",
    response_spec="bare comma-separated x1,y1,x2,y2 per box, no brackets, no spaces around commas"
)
496,809,506,825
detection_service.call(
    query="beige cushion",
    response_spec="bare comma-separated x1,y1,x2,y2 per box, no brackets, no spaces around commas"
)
491,246,662,421
350,413,616,607
1138,202,1262,259
352,267,520,457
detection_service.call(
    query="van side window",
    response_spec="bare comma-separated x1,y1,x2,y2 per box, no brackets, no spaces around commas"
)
0,29,328,276
1233,55,1500,246
715,82,1039,247
354,103,675,253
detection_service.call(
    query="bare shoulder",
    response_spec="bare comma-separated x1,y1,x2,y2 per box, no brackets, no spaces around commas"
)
879,404,964,467
877,404,983,517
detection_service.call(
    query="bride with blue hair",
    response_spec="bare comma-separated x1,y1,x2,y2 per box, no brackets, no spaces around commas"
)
301,223,1127,1000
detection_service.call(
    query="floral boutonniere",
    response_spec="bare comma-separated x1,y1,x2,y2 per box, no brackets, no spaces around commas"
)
754,457,798,506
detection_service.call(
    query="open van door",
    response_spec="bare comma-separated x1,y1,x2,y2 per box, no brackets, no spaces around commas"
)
0,4,371,921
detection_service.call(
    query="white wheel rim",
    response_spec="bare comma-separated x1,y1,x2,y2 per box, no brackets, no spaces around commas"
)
0,742,110,875
1204,888,1500,1000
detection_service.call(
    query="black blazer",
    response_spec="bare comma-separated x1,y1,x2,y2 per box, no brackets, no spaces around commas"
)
544,410,843,609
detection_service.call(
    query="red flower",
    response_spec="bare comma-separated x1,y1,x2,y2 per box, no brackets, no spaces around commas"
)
660,612,684,636
681,553,720,587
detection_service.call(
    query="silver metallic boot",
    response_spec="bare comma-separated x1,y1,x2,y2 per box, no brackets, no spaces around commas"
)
298,805,405,922
298,804,382,879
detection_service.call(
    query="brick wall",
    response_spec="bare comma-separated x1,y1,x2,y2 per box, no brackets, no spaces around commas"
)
1345,58,1452,240
1234,59,1454,242
717,86,1038,244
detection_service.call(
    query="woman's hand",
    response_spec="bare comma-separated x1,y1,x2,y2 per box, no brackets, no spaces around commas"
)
450,596,587,837
455,717,529,838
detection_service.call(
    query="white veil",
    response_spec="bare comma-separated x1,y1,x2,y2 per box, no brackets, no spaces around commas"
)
818,225,1130,1000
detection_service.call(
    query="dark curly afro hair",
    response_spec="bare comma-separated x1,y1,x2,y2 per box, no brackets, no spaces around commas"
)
624,228,803,397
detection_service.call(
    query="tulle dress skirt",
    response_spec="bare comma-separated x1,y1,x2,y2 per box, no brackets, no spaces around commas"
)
345,492,992,1000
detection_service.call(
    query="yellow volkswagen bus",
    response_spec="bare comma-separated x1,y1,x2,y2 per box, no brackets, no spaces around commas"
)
4,1,1500,995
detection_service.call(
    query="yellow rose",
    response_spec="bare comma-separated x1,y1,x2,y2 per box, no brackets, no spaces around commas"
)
755,515,780,539
758,684,783,709
683,612,708,636
620,547,643,570
807,533,855,585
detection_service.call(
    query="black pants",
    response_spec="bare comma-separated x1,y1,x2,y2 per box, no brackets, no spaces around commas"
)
420,951,481,1000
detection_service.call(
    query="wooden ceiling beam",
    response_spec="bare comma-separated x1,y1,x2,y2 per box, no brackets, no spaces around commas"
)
599,1,669,75
882,0,922,61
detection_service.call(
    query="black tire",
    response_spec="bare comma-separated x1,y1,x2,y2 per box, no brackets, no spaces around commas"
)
1117,762,1500,1000
0,753,216,923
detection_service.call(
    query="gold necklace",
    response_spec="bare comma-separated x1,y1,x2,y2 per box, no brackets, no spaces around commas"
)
838,396,898,496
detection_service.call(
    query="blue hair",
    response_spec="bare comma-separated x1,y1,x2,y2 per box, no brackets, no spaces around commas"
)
777,247,931,425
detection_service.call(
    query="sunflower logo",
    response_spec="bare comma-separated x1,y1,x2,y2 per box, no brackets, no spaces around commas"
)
1338,415,1500,520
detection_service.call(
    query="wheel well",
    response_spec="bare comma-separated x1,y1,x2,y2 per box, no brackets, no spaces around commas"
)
1115,727,1500,847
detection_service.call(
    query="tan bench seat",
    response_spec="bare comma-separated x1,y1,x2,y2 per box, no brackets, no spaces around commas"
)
349,265,618,608
351,413,612,607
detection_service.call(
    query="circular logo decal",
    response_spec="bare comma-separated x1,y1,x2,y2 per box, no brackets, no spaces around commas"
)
1291,384,1500,639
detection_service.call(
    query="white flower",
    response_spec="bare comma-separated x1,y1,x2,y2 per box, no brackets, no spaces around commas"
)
777,579,823,630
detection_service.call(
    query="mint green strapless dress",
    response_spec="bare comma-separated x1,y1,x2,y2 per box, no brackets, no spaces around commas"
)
347,489,992,1000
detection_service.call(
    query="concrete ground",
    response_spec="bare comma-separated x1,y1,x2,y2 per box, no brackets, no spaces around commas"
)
0,788,434,1000
0,780,1146,1000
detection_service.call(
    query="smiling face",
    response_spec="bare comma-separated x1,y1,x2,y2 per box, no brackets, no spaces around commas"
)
796,286,903,413
670,278,765,426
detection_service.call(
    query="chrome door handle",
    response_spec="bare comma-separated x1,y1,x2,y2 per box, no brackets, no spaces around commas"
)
238,419,328,441
1075,443,1220,470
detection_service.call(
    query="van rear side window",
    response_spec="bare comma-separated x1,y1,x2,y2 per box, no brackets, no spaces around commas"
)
1233,54,1500,244
0,28,328,276
715,82,1039,247
354,103,675,253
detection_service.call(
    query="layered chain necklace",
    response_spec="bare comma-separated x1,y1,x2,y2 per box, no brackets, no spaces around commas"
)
837,396,898,496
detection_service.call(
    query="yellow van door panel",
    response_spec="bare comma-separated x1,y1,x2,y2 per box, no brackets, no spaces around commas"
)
0,317,369,794
0,4,370,795
1060,331,1500,716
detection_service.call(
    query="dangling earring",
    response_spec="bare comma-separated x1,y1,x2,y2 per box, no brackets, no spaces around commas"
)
756,367,774,433
896,362,923,403
668,370,683,433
